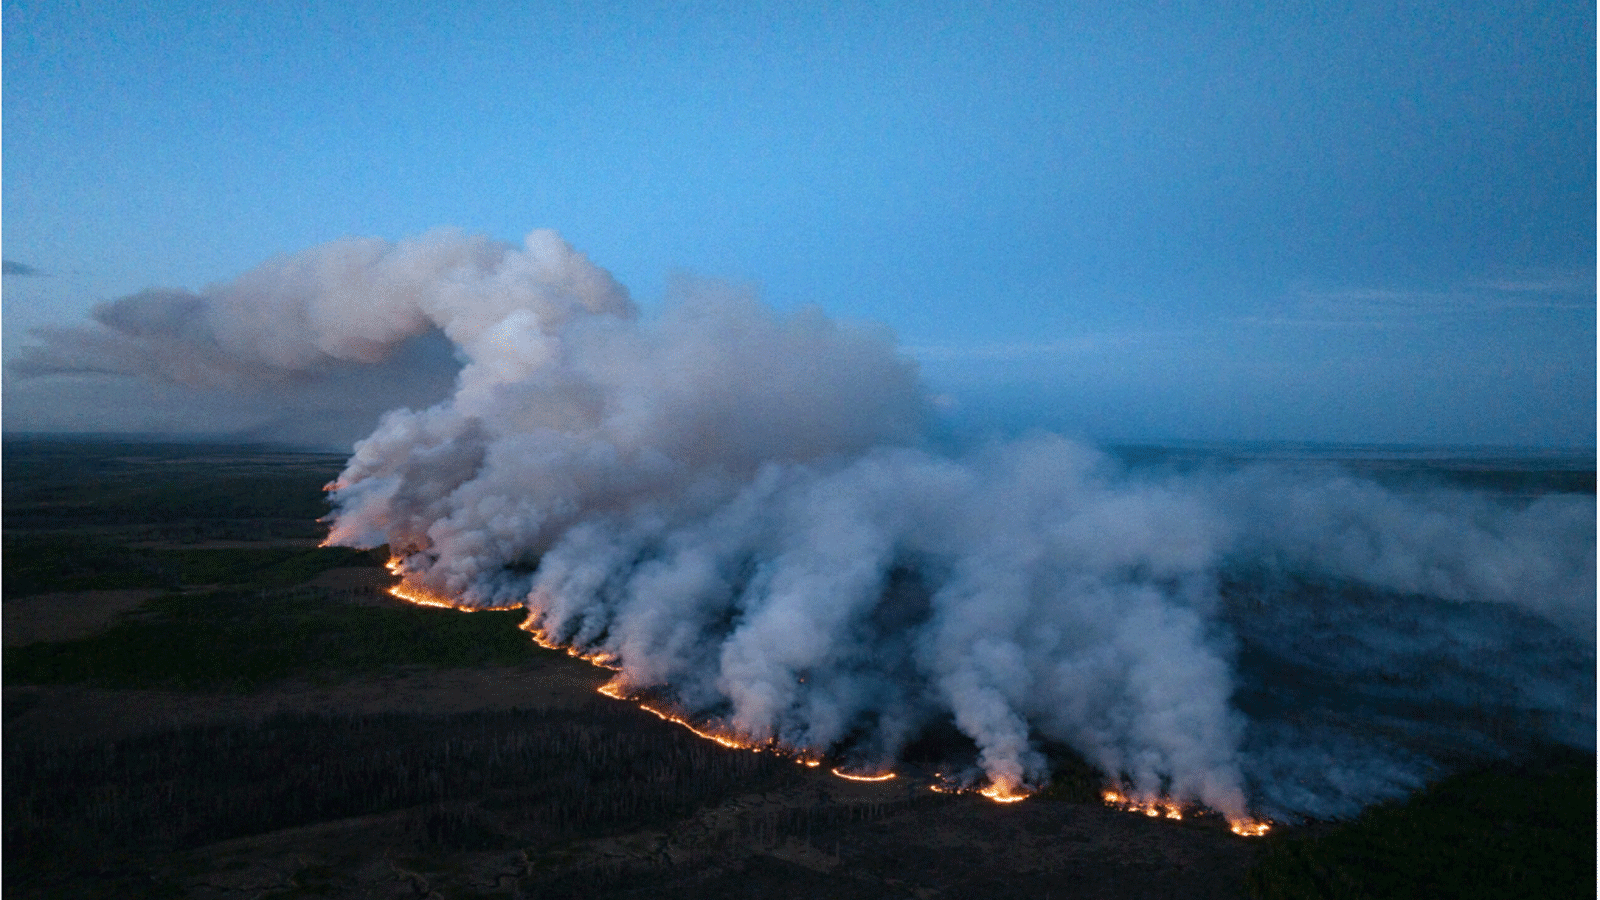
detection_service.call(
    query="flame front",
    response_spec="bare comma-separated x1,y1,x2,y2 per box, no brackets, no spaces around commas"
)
384,558,521,612
1101,789,1183,820
598,677,764,751
1230,819,1271,837
979,782,1031,804
1101,789,1271,837
830,767,897,783
383,556,1272,835
925,772,1030,804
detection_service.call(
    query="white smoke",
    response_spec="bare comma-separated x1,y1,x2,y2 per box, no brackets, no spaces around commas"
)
16,228,1593,821
8,229,632,444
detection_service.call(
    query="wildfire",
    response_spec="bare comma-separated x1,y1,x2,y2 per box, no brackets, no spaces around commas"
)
596,681,899,782
517,616,622,669
596,677,764,751
830,767,897,783
382,557,521,613
1101,789,1184,820
978,782,1031,804
925,773,1030,803
638,704,760,751
380,555,1274,836
389,578,470,610
1101,789,1272,837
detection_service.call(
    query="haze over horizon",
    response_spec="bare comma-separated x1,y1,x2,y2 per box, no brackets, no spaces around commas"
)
4,1,1594,449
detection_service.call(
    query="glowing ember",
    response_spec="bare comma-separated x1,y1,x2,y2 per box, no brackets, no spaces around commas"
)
923,773,1030,803
1230,819,1272,837
1101,789,1270,836
1101,789,1184,820
390,579,466,610
830,767,897,783
978,783,1030,804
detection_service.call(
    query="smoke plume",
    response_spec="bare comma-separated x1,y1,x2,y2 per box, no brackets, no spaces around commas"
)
18,228,1594,821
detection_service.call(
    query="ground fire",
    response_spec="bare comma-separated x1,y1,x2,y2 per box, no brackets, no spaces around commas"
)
385,562,1272,835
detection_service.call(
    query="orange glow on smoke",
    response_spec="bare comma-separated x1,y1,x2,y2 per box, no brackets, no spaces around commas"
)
384,558,521,612
517,617,622,670
979,783,1031,804
382,555,1271,836
924,773,1030,804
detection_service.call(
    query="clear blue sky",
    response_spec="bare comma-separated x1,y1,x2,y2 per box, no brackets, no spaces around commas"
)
4,0,1594,448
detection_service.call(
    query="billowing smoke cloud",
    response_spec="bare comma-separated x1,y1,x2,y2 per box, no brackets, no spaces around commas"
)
8,229,631,444
19,228,1593,821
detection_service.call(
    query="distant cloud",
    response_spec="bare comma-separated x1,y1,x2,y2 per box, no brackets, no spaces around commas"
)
1249,273,1596,328
1475,271,1598,299
3,260,45,276
904,333,1150,363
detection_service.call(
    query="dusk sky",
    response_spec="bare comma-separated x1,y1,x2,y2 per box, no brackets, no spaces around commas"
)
3,0,1594,449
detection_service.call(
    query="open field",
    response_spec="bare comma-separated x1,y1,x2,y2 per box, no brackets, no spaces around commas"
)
3,437,1592,898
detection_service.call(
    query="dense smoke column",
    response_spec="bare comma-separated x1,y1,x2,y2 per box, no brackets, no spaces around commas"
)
294,230,1263,818
22,227,1588,822
314,232,1591,822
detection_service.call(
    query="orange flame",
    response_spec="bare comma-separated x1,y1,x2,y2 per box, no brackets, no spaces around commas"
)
830,767,897,783
596,677,764,751
1101,789,1271,836
517,617,622,669
924,773,1030,803
381,555,1273,834
382,556,524,612
978,782,1031,804
1230,819,1272,837
1101,789,1183,820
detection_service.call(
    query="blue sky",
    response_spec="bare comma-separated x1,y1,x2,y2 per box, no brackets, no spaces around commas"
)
4,0,1594,448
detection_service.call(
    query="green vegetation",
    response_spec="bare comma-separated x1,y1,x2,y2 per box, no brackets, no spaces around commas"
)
2,533,171,594
3,437,345,538
3,536,385,597
6,437,1592,899
4,705,805,898
1247,745,1596,899
4,590,537,691
143,543,383,587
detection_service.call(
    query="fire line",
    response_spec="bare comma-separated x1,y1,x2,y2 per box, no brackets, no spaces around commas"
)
385,563,1272,835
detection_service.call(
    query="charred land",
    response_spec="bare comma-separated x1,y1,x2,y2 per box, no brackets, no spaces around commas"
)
3,437,1593,899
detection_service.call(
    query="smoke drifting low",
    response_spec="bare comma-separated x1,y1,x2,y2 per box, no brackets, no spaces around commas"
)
20,229,1593,821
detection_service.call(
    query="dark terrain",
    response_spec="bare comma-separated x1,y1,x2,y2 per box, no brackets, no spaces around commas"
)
3,437,1592,899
